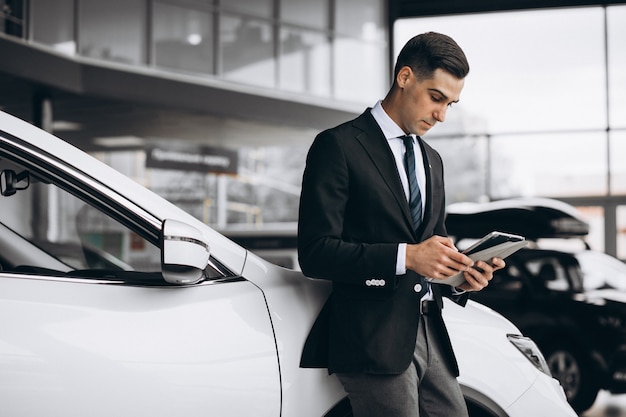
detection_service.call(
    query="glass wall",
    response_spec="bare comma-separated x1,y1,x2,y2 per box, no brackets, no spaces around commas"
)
152,1,214,74
278,28,331,96
221,0,273,19
608,5,626,129
0,0,24,37
219,14,276,88
78,0,147,65
490,132,608,198
334,0,387,103
280,0,327,29
612,131,626,194
26,0,387,103
31,0,76,55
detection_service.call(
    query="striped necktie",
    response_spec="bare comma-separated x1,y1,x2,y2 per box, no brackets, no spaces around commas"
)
402,135,430,299
402,135,423,232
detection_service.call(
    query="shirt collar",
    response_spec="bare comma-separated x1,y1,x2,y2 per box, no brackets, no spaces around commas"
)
371,100,409,141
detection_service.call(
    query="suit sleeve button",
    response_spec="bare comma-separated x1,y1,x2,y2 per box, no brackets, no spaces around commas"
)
414,283,422,293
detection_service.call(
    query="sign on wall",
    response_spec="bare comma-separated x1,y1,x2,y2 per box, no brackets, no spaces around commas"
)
145,146,238,174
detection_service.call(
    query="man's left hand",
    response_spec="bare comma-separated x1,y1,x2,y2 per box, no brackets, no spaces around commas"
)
456,257,505,292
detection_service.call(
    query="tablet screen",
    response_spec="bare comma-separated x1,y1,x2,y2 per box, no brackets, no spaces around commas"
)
462,231,524,255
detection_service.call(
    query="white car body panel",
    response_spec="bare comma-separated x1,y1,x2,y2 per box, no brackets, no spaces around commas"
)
0,274,280,417
0,110,577,416
443,300,574,416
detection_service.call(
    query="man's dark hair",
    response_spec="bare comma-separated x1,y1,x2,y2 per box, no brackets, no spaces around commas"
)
393,32,469,81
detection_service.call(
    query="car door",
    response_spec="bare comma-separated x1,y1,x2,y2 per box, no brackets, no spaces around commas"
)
0,143,281,417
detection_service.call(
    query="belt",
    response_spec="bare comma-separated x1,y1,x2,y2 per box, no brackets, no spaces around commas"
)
420,300,439,315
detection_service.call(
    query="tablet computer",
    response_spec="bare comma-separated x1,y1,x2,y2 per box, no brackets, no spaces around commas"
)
432,231,528,287
462,231,525,255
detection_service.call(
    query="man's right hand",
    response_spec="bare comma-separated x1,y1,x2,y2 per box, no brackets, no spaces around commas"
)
405,235,474,280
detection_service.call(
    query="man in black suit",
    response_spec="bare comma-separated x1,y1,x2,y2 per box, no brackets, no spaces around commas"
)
297,32,505,416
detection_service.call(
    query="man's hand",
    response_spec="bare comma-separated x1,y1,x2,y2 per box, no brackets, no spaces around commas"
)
405,235,505,292
406,235,473,279
455,257,505,292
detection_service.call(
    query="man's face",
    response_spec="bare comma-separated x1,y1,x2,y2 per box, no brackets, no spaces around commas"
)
392,67,465,136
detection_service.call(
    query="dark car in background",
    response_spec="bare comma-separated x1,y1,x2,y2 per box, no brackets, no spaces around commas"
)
447,198,626,413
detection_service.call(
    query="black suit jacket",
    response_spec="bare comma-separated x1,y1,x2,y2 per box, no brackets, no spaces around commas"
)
298,109,468,376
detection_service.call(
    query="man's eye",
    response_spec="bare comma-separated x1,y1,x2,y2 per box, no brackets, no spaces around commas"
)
431,96,442,102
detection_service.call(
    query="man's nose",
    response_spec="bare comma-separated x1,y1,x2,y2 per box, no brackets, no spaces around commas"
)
434,106,447,123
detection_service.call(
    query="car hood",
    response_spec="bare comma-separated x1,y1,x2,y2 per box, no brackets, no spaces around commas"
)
446,197,589,240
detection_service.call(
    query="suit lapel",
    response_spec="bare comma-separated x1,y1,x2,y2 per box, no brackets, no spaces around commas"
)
353,111,415,233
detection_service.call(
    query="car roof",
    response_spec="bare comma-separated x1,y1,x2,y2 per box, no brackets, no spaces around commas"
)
446,197,589,240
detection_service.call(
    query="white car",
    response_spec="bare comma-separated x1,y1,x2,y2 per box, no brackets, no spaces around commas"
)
0,110,575,417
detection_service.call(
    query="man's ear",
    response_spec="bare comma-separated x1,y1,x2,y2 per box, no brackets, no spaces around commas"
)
396,66,413,88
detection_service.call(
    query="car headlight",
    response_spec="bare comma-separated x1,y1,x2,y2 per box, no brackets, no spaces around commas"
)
507,334,552,377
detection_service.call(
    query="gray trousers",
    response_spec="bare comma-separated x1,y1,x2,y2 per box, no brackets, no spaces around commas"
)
337,314,468,417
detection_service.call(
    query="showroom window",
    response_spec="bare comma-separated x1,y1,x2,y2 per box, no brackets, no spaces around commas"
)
611,131,626,194
78,0,147,65
220,0,273,19
490,132,608,198
608,5,626,129
219,13,276,88
152,1,215,75
280,0,328,29
30,0,76,54
279,27,331,95
26,0,387,103
334,0,388,103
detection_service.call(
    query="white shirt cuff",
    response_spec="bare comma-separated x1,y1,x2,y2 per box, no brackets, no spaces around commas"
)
396,243,407,275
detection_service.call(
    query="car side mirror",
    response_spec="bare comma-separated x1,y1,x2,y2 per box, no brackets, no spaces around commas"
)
0,169,30,196
161,219,210,285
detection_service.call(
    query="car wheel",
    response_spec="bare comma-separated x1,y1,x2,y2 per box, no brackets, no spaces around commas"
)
544,345,599,413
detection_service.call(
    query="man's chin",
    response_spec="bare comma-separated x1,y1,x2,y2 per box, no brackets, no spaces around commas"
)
417,122,435,135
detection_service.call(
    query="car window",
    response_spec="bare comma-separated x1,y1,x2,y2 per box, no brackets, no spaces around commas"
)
0,171,159,272
0,159,227,283
526,257,570,292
